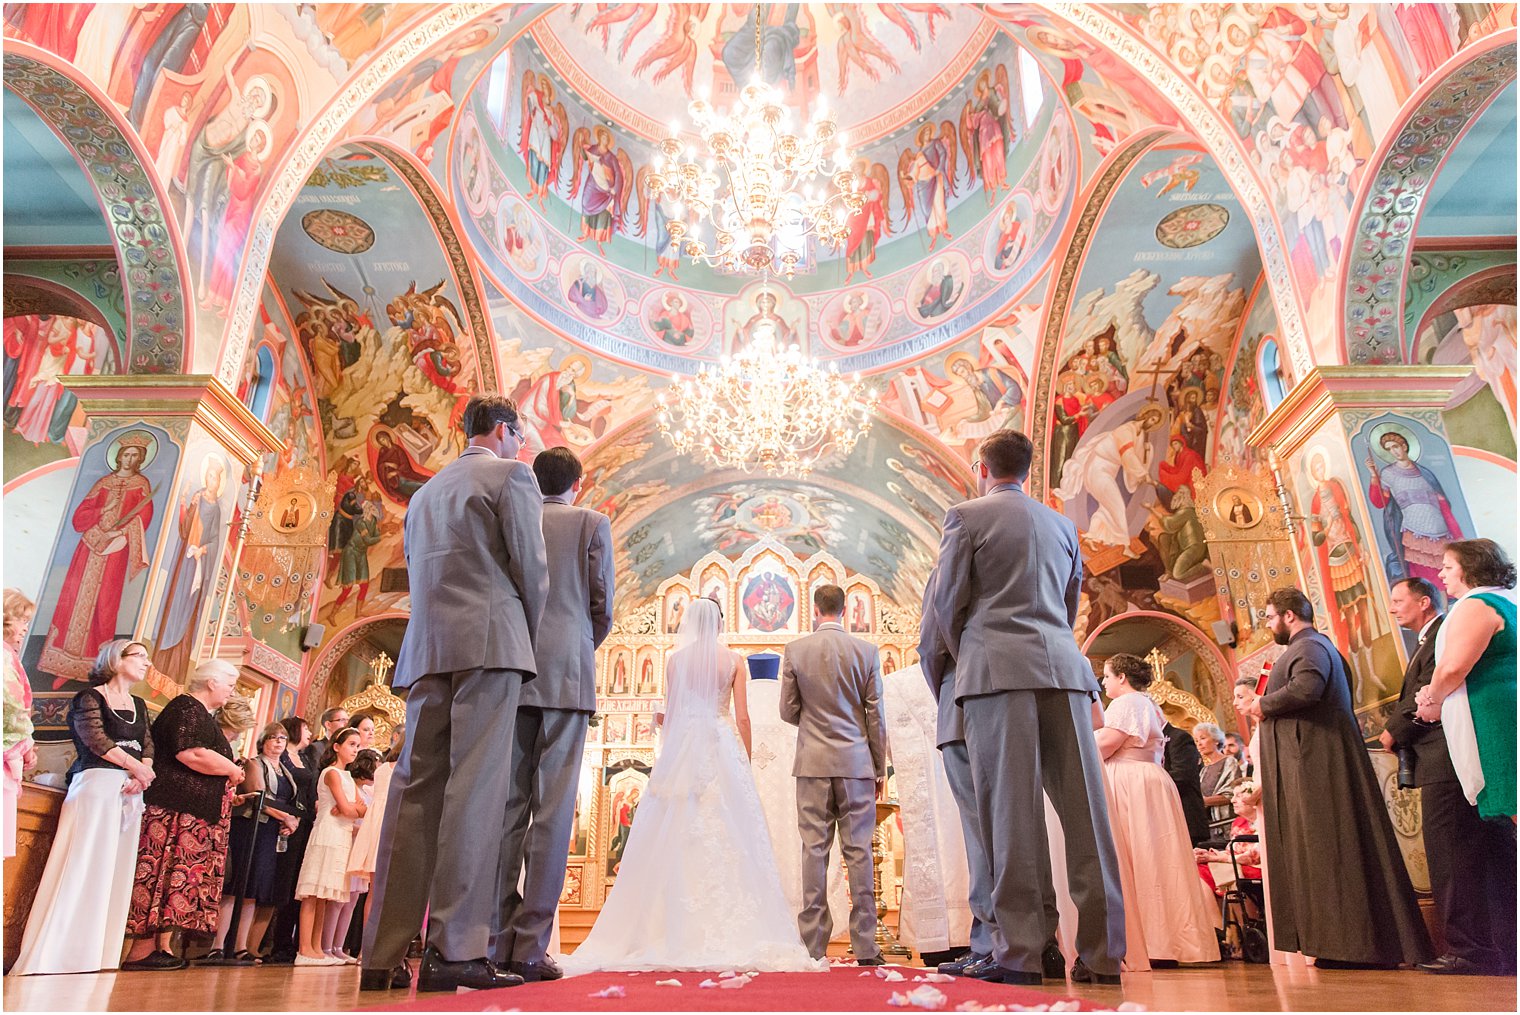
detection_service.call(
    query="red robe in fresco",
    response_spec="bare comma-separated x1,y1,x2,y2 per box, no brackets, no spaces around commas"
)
39,470,153,684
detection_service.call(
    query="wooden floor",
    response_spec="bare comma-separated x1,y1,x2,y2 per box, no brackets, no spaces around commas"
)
3,960,1515,1012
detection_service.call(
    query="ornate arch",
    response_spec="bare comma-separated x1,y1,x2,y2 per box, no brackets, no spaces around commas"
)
991,4,1313,380
302,612,408,724
216,3,526,390
1026,127,1165,499
2,273,115,337
1080,608,1234,728
346,139,499,390
1340,33,1517,365
1412,262,1519,359
2,43,192,373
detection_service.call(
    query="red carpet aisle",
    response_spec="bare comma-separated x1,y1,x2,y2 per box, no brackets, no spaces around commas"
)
367,964,1133,1012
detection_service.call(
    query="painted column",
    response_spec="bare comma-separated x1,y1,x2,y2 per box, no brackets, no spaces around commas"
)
1248,365,1480,736
22,375,280,768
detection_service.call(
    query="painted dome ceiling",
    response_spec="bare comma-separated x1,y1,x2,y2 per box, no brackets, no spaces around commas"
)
452,4,1078,376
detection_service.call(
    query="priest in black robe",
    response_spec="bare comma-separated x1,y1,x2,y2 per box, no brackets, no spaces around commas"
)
1241,588,1432,968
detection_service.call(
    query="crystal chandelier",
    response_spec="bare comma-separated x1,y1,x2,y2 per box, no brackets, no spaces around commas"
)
655,300,878,476
643,5,865,278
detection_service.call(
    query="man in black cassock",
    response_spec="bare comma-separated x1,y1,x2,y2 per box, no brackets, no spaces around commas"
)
1240,588,1432,968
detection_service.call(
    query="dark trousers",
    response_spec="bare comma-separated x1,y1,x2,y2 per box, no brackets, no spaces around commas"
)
1422,778,1518,970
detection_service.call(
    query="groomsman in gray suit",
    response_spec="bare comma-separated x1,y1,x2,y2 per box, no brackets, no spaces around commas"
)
491,447,613,982
919,568,1067,983
924,429,1124,986
361,395,548,993
781,584,887,965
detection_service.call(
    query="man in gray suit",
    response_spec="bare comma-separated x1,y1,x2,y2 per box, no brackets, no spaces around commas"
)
918,569,1067,982
491,447,613,982
781,584,886,964
924,429,1124,986
361,395,548,993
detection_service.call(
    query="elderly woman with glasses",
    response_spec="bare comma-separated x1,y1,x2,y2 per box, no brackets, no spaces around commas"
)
11,639,157,975
122,659,247,970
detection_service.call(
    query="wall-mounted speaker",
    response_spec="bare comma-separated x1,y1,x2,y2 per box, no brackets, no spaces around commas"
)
301,624,326,651
1211,620,1237,647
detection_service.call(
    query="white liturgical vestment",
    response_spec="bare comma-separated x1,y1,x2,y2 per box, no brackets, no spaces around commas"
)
881,664,972,952
746,675,851,941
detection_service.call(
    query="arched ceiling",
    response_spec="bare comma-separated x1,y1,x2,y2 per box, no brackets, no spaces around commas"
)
4,3,1515,635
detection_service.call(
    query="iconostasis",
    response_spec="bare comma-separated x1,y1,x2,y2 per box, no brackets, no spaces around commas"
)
565,538,918,912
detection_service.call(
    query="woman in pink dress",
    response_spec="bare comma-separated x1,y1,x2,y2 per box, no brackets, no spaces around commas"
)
1096,652,1221,971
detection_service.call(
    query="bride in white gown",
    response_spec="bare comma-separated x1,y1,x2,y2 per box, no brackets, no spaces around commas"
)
561,598,826,975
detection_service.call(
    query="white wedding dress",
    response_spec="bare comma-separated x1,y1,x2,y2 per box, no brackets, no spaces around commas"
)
561,600,825,975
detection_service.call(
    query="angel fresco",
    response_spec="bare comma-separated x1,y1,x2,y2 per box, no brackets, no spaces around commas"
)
385,281,467,394
831,7,900,91
518,71,569,209
961,66,1014,200
844,160,891,283
570,126,634,255
632,6,705,91
636,172,689,280
899,121,958,251
294,280,373,399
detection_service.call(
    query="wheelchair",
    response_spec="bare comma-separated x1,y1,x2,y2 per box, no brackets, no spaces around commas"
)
1219,833,1269,964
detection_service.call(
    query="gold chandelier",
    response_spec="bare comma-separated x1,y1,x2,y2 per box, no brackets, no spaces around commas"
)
655,301,878,476
644,5,864,278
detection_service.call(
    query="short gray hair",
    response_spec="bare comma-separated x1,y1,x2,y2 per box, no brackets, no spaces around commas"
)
1193,722,1226,749
186,658,240,695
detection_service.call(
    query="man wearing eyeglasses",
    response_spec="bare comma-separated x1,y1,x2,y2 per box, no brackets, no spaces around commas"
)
361,395,548,993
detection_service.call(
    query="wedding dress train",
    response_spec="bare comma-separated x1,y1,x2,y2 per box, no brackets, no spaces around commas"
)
561,599,824,975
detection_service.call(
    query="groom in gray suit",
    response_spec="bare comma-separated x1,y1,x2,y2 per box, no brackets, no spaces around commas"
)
491,446,613,982
924,429,1124,986
361,395,548,993
781,584,886,964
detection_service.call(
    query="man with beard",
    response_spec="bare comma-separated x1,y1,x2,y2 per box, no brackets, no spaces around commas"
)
1239,588,1431,968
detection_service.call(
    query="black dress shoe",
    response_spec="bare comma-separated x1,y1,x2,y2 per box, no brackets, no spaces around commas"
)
507,957,563,982
987,966,1044,986
938,952,988,976
1150,959,1179,969
1042,940,1065,980
359,963,413,991
416,948,524,991
1070,958,1121,984
1417,954,1486,975
962,955,1002,980
1315,958,1397,970
856,955,887,966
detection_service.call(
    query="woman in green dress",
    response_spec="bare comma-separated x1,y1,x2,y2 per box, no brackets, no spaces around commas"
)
1417,538,1517,821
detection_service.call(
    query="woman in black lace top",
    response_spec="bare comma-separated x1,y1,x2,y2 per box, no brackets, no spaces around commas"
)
121,659,245,971
11,640,158,975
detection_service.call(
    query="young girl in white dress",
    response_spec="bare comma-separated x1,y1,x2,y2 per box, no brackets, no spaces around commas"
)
562,597,824,974
1096,653,1221,971
294,727,366,966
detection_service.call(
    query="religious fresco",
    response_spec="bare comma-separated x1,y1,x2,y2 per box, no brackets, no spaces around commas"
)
579,411,968,608
264,144,490,632
1286,436,1402,709
2,315,119,463
1214,278,1285,472
1037,140,1262,638
24,422,182,696
881,301,1037,460
1349,415,1475,590
141,437,237,693
1117,3,1515,357
452,25,1077,377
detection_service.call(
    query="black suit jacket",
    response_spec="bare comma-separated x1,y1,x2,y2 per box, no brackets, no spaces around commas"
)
1163,722,1212,845
1383,615,1455,786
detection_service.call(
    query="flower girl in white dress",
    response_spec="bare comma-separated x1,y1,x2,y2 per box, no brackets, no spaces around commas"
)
562,597,824,974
